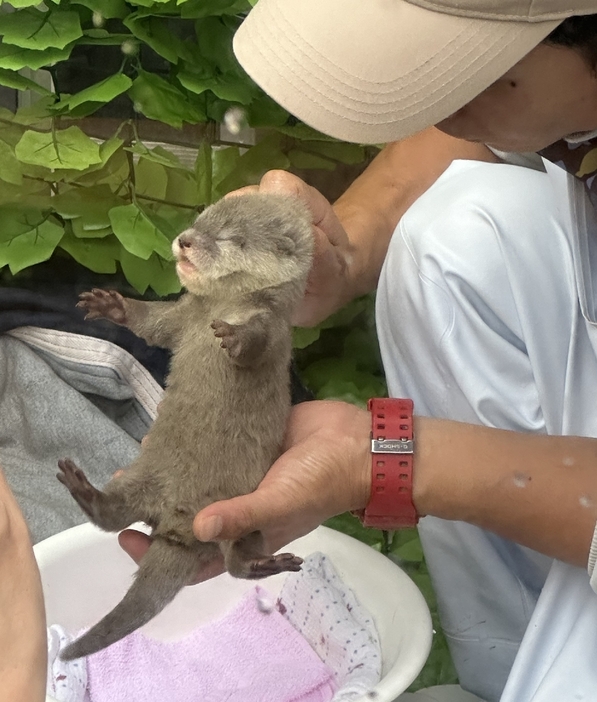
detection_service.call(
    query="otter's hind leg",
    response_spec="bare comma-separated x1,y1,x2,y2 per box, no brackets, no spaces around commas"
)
221,531,303,580
57,458,144,532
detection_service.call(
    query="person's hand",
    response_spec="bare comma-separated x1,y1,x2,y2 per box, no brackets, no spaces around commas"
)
119,400,371,580
0,469,47,702
227,171,355,327
194,400,371,546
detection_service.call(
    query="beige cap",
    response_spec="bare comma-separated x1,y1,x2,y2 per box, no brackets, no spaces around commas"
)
233,0,597,144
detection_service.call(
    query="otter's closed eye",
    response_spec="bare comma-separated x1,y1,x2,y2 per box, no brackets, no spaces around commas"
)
217,230,246,248
276,237,295,255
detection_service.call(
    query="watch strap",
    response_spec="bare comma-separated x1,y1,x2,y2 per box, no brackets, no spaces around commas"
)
360,398,418,529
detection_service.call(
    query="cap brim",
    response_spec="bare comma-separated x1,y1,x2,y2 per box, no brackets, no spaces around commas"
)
233,0,560,144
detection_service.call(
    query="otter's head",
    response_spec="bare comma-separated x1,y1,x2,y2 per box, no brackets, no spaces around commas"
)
172,194,313,296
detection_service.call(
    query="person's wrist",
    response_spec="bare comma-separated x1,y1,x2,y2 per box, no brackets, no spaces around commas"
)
336,404,371,512
355,410,373,511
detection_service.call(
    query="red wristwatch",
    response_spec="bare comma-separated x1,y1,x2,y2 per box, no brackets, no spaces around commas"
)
354,398,418,530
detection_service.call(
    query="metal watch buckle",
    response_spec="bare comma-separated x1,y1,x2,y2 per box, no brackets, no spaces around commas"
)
371,439,414,454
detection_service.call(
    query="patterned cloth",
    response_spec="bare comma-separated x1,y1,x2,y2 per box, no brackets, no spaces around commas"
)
539,137,597,209
278,552,382,701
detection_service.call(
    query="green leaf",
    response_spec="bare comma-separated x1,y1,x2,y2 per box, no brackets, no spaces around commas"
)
72,147,128,187
301,357,358,393
98,135,125,164
78,31,133,46
0,215,63,274
319,295,370,329
390,531,424,562
119,248,181,296
59,229,119,273
109,203,172,260
126,142,184,169
317,373,386,406
164,168,199,207
0,204,49,242
71,219,112,239
135,157,168,201
13,95,55,125
0,42,74,70
194,17,238,72
0,140,22,185
0,178,50,205
142,203,196,241
178,70,255,104
50,135,125,184
343,327,384,373
0,67,51,95
61,74,133,112
15,126,102,170
245,93,289,128
71,0,130,19
0,110,27,147
3,0,47,7
288,149,336,171
215,133,290,196
210,144,240,198
128,0,174,5
124,14,191,64
129,71,206,128
178,0,250,19
316,378,368,407
292,327,321,350
0,8,82,51
176,42,213,79
195,141,212,205
126,0,178,12
51,185,123,230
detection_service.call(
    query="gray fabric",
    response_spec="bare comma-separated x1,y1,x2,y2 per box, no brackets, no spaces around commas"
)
396,686,485,702
0,333,157,543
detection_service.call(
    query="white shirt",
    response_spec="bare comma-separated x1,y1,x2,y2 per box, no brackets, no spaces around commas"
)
376,157,597,701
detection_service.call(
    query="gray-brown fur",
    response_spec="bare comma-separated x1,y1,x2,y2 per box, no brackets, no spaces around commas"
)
57,193,313,660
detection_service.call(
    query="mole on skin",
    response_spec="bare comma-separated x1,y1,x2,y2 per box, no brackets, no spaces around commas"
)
57,193,314,660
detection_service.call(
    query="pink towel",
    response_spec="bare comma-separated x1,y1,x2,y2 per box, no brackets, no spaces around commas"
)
85,586,336,702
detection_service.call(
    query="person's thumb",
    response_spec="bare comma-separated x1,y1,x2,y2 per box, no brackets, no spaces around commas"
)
193,483,294,543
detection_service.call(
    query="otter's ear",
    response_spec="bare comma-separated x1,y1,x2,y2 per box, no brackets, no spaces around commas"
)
276,236,295,255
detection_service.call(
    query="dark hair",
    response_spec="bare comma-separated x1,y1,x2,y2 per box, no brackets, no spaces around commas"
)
545,15,597,70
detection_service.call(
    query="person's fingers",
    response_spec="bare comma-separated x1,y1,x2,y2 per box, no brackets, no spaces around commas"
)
118,529,152,562
194,492,279,543
259,171,348,246
193,473,305,546
224,185,259,198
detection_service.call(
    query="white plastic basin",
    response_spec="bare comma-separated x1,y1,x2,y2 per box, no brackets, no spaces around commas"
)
36,523,432,702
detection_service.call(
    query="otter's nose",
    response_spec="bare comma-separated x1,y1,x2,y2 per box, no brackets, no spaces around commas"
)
177,233,193,249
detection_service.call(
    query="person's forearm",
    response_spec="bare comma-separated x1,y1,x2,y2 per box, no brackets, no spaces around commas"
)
415,417,597,567
0,473,47,702
333,127,498,302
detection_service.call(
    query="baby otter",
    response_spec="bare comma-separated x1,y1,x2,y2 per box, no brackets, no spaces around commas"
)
57,193,313,660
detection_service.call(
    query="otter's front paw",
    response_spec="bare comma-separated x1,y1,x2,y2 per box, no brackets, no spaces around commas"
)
211,319,243,359
77,289,127,324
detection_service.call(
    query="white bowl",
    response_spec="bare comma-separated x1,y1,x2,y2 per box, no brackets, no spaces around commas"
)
36,523,432,702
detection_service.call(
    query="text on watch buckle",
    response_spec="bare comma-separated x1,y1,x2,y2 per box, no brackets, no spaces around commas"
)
371,439,414,454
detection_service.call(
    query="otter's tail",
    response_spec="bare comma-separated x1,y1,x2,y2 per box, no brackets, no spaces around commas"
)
61,538,201,661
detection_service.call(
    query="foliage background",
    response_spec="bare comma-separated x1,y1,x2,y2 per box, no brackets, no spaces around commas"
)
0,0,456,690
